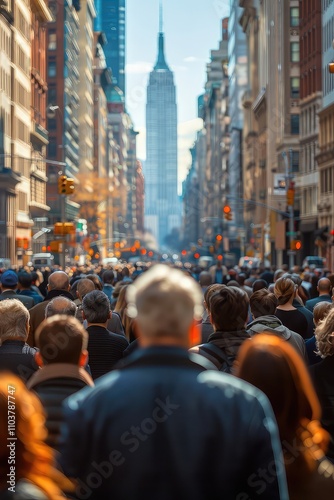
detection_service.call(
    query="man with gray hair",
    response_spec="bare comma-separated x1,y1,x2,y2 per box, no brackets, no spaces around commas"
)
0,299,38,381
82,290,128,379
45,296,77,318
59,265,287,500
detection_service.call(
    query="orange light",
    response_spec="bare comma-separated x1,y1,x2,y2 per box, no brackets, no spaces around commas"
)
223,205,231,214
131,246,136,252
216,234,223,241
140,248,147,255
41,246,46,252
114,242,120,248
217,254,223,260
194,252,200,259
148,250,154,257
295,241,302,250
181,249,187,256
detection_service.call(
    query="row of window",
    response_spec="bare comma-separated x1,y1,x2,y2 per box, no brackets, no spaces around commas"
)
323,67,334,98
0,26,11,58
302,186,317,215
31,177,46,206
300,105,318,136
320,166,333,194
16,44,30,74
323,16,334,51
16,6,30,41
0,68,10,95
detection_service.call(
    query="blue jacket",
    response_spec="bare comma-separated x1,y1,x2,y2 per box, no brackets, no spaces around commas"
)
59,346,288,500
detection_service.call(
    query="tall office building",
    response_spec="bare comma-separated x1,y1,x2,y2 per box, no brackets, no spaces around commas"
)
145,17,180,248
95,0,126,96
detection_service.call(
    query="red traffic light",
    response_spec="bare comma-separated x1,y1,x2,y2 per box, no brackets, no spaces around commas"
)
194,252,200,259
216,234,223,241
223,205,231,214
181,249,187,256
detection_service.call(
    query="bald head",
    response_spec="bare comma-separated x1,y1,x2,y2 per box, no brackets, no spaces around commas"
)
77,278,95,300
48,271,70,291
318,278,332,295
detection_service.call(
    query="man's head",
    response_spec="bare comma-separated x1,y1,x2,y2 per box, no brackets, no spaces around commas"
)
126,264,203,347
47,271,70,292
82,290,111,324
35,315,88,366
199,271,212,288
0,299,29,344
102,270,114,285
18,272,33,290
210,286,249,331
0,270,18,290
76,278,95,301
250,289,278,319
45,296,77,318
252,279,268,292
204,284,224,314
317,278,332,296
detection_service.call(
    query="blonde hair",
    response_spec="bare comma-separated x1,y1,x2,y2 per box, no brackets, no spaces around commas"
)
274,276,295,305
126,264,203,339
0,299,29,343
0,373,72,498
313,301,332,326
315,306,334,357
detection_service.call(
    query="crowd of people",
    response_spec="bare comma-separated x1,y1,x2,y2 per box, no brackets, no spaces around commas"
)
1,258,334,499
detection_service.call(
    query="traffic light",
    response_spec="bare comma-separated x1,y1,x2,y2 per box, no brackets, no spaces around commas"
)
58,175,67,194
223,205,232,220
287,188,295,206
290,240,302,251
329,63,334,73
65,178,75,195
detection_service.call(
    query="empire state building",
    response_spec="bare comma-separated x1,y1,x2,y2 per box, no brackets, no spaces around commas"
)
145,21,180,248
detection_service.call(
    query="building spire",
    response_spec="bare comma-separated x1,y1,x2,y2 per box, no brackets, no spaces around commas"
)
159,0,163,33
154,1,169,71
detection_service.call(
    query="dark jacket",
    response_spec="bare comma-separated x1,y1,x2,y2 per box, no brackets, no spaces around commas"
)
208,329,250,358
27,363,94,449
310,356,334,461
86,325,129,379
305,295,332,312
0,340,39,382
292,299,314,338
59,346,288,500
17,288,43,305
28,289,75,346
247,315,306,359
0,290,34,310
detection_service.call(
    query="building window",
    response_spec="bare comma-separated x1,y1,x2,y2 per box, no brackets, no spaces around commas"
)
290,42,300,62
291,151,299,172
291,114,300,134
48,32,57,51
48,61,56,77
290,77,300,98
290,7,299,27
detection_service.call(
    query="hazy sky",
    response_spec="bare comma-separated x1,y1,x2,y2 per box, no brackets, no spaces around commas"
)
126,0,230,191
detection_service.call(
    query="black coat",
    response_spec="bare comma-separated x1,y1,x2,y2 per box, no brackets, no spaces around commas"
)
59,346,287,500
0,340,38,382
310,356,334,461
27,363,94,449
86,325,128,379
0,289,34,309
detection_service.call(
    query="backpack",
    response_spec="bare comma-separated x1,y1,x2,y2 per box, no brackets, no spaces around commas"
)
196,343,234,373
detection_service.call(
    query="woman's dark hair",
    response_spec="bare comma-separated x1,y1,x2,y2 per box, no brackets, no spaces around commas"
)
210,286,249,331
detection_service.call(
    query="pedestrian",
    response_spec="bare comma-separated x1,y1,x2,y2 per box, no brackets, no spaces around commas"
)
0,299,38,382
310,306,334,461
0,270,34,309
0,373,72,498
27,315,94,450
274,276,311,340
236,334,334,499
191,285,250,372
58,264,288,499
82,290,128,379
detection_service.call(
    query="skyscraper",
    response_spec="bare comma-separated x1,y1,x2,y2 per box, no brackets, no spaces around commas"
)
145,11,180,248
95,0,126,96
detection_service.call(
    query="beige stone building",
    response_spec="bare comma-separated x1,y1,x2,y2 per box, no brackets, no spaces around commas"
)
0,0,51,263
